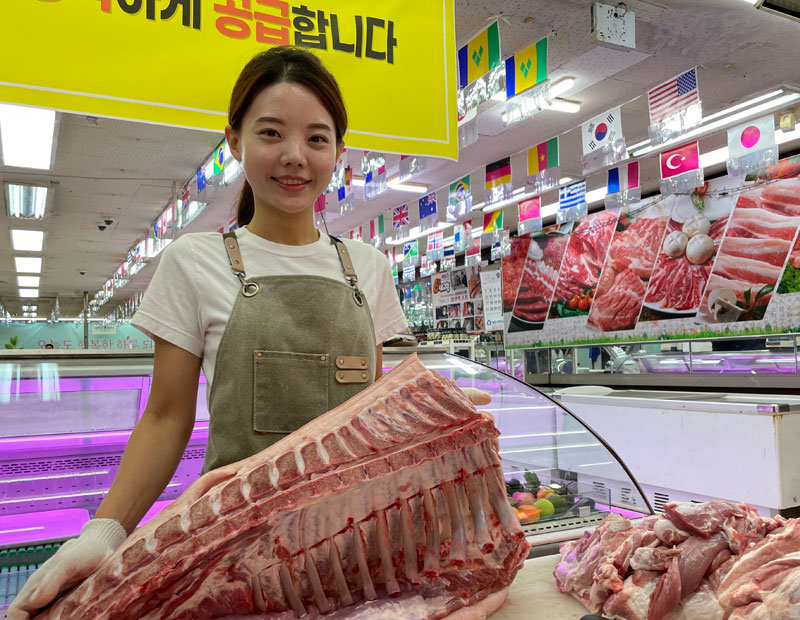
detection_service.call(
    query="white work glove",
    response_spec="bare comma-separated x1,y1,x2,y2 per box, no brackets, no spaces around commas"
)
461,387,492,406
7,518,127,620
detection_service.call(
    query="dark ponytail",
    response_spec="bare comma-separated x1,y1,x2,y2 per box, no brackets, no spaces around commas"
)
228,46,347,226
236,180,256,227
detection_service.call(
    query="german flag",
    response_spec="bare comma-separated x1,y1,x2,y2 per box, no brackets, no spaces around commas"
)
485,156,511,190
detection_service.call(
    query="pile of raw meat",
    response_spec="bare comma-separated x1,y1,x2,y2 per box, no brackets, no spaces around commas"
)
554,499,799,619
42,355,530,620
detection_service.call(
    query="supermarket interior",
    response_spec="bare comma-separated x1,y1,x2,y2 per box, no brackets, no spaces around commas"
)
2,1,800,618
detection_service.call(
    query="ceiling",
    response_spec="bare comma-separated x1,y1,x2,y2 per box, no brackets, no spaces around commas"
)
1,0,800,318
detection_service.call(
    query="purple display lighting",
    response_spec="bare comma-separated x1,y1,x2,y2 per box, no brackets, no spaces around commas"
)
0,508,89,546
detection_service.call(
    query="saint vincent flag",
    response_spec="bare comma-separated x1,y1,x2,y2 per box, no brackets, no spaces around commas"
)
485,156,511,190
505,37,548,98
458,22,501,89
483,209,503,234
528,137,559,176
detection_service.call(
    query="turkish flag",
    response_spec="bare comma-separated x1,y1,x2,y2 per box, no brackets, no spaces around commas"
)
660,141,700,179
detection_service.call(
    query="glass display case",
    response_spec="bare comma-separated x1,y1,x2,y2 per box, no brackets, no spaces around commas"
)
400,280,434,331
516,333,800,389
0,348,653,612
382,349,652,539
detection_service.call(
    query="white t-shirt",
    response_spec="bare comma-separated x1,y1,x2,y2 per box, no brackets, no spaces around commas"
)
132,228,407,393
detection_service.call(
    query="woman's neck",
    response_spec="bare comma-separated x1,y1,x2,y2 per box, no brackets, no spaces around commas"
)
246,207,319,246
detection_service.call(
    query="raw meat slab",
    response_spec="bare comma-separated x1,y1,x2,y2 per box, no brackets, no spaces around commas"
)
41,354,530,619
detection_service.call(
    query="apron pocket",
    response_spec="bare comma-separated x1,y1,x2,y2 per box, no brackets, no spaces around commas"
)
253,350,329,434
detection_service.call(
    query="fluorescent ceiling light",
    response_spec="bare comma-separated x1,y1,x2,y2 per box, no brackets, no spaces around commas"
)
11,229,44,252
17,275,40,287
19,288,39,298
6,184,48,219
387,177,428,193
585,187,608,204
631,90,800,157
385,221,454,246
21,305,37,311
547,98,581,113
491,90,507,102
351,177,365,187
0,104,56,170
15,256,42,273
549,77,576,99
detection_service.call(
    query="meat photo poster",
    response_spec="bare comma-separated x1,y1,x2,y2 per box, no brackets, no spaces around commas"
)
502,236,531,331
696,168,800,324
639,176,741,321
777,235,800,295
432,266,485,331
548,210,618,320
507,225,571,333
587,198,674,333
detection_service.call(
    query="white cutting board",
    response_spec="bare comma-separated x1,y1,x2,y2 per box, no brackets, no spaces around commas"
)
492,555,589,619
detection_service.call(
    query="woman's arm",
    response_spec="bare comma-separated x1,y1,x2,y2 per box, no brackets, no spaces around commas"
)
94,336,202,533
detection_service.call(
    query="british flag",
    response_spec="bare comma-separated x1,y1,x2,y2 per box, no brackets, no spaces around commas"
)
393,204,409,230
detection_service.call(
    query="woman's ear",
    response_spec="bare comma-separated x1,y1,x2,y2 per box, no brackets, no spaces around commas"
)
225,125,242,162
335,141,345,163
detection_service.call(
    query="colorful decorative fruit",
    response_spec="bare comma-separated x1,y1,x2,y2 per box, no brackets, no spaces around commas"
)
534,498,555,517
512,492,536,505
537,487,555,499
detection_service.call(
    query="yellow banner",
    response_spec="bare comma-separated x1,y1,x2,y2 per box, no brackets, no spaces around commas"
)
0,0,457,159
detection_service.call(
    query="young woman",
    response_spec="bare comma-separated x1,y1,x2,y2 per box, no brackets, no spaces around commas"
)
8,46,412,619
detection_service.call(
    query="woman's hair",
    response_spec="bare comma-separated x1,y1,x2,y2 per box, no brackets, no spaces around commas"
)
228,46,347,227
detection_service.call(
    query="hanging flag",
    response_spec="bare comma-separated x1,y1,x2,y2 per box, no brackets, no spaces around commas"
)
337,166,352,201
196,168,206,193
559,181,586,210
418,192,438,220
442,246,456,271
352,225,362,242
505,37,548,98
393,204,409,232
528,137,559,177
648,68,699,124
448,175,471,222
181,185,190,206
607,161,640,194
728,116,776,160
660,141,700,179
518,196,540,222
485,156,511,190
465,221,481,266
398,154,426,181
457,22,501,89
483,209,503,234
659,141,703,195
427,229,444,261
581,107,623,155
453,223,466,253
403,240,418,258
213,146,224,176
369,214,385,241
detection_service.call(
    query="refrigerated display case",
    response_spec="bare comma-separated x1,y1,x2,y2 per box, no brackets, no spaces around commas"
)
0,349,652,612
554,389,800,519
518,333,800,390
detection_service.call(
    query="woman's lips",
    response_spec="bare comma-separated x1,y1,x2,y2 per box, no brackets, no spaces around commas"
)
272,177,311,192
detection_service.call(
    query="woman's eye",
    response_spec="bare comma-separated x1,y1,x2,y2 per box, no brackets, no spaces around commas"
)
260,128,280,137
309,135,329,143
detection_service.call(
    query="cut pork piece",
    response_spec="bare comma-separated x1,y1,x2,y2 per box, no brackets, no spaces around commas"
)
727,207,800,241
718,237,792,268
588,268,647,332
41,355,530,620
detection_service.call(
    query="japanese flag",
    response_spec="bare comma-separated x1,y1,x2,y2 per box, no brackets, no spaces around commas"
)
727,116,776,161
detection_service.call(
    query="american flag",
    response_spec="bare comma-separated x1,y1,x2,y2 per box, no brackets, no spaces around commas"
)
559,180,586,209
648,68,699,124
392,204,409,230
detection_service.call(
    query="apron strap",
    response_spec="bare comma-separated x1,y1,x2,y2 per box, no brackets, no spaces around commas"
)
328,235,358,288
222,231,260,297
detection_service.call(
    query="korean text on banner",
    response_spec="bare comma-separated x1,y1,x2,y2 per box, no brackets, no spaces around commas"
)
2,1,458,159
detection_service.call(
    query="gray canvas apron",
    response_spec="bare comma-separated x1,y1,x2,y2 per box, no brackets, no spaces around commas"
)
202,231,376,473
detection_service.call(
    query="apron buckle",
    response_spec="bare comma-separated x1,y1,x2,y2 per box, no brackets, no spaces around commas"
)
237,273,260,297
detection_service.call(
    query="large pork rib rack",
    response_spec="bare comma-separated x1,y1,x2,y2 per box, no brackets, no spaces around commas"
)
43,354,529,619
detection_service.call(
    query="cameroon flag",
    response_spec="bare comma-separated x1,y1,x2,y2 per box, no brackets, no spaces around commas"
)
485,156,511,190
527,137,559,177
505,37,548,98
458,22,501,89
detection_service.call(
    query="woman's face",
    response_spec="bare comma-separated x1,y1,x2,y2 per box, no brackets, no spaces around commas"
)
227,81,342,216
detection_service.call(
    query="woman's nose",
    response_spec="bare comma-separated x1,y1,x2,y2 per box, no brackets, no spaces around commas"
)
280,138,306,167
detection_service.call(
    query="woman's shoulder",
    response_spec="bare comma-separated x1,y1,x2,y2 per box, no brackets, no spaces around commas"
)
339,238,388,266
